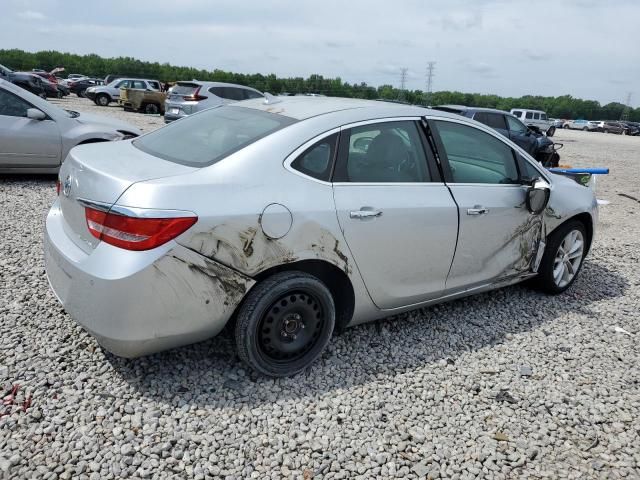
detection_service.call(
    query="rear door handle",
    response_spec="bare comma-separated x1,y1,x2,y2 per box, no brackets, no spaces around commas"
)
467,206,489,216
350,209,382,219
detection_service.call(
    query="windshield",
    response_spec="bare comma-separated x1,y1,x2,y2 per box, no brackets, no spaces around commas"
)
133,106,296,167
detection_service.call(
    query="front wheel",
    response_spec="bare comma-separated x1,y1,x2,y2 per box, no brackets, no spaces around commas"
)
546,126,556,137
532,221,587,294
235,271,335,377
95,94,110,106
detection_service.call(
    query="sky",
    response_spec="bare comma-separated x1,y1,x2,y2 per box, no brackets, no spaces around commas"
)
2,0,639,107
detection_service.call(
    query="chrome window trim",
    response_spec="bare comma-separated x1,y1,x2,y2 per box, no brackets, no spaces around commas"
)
333,182,447,187
77,198,196,218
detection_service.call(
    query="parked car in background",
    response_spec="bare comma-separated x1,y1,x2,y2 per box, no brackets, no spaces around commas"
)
86,78,161,106
510,109,555,136
44,96,597,376
602,121,626,134
549,118,565,128
39,77,64,98
563,119,591,131
0,64,46,98
434,105,560,166
619,121,640,136
0,78,141,173
69,78,104,98
164,81,263,123
587,121,602,132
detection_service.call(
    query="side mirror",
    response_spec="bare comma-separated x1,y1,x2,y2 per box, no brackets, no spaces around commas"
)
27,108,46,121
526,178,551,214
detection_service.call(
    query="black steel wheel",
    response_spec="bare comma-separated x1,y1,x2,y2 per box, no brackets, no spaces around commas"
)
235,271,335,377
144,103,160,115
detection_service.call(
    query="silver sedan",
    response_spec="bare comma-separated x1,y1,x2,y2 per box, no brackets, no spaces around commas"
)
0,79,141,174
44,96,598,376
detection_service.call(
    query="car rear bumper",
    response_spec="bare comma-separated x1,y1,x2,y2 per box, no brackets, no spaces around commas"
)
44,200,255,357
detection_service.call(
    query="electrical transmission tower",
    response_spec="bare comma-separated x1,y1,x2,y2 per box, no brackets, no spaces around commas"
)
621,92,632,120
425,61,436,106
398,68,408,100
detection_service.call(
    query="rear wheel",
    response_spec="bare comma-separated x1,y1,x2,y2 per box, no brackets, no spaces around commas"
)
95,94,110,106
546,126,556,137
143,103,160,115
532,220,586,294
77,89,86,98
235,271,335,377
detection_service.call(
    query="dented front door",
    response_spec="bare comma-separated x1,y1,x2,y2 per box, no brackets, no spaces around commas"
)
444,184,542,290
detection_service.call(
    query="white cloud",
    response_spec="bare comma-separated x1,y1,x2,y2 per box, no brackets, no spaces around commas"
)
17,10,46,21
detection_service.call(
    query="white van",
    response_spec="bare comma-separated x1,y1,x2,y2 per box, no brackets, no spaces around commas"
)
510,109,555,136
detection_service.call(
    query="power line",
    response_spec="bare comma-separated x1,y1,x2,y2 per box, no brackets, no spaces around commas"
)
425,61,436,105
621,92,632,120
398,67,408,100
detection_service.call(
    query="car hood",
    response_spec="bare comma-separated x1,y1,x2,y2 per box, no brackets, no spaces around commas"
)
74,112,142,135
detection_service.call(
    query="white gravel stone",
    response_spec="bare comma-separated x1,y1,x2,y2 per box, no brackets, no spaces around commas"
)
0,101,639,479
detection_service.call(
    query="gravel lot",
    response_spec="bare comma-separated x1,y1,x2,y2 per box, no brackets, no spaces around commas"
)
1,96,639,479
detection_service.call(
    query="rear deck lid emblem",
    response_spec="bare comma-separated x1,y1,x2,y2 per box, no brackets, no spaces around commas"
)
62,175,72,197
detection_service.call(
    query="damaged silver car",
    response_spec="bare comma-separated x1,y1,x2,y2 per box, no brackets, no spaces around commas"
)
44,96,598,376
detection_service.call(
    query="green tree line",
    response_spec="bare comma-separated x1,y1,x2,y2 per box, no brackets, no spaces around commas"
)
1,48,637,121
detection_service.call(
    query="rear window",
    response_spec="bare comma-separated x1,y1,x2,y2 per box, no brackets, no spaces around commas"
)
133,106,296,167
172,83,200,96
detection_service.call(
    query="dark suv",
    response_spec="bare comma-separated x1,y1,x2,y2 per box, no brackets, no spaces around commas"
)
434,105,559,167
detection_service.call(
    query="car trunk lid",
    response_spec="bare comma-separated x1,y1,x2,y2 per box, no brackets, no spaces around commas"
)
58,140,197,253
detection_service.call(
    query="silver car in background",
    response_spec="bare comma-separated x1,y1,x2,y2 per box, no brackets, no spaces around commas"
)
86,78,161,106
0,79,141,173
164,81,263,122
45,96,597,376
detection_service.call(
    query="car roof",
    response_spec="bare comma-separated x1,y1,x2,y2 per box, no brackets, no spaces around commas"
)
234,96,463,122
178,80,262,93
435,104,511,115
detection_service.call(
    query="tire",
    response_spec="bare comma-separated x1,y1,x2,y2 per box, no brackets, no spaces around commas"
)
622,129,627,135
604,129,609,134
563,124,570,129
546,126,555,137
235,271,335,377
582,127,587,131
532,220,587,294
143,103,160,115
95,93,110,106
77,89,85,98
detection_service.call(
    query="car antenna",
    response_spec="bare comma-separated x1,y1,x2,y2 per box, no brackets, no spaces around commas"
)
263,92,282,105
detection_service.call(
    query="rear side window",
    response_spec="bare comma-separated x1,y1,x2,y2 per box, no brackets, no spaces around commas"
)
133,106,296,167
147,81,160,90
290,133,338,181
525,112,533,119
533,113,540,120
209,87,246,101
541,113,547,120
243,89,263,100
336,121,431,183
484,113,507,130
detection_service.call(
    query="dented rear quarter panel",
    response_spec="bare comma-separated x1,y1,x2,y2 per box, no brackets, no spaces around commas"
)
114,115,380,326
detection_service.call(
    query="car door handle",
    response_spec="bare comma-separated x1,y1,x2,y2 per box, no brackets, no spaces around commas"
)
350,209,382,219
467,206,489,216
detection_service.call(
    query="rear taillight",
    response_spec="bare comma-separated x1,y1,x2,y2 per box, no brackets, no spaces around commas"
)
182,86,207,101
56,179,61,195
85,207,197,251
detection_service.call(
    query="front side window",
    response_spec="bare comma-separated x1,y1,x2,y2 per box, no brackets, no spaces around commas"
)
133,106,296,167
0,88,32,117
541,113,547,120
338,121,430,183
290,133,337,181
434,120,519,184
506,115,528,134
